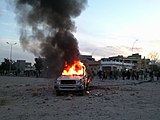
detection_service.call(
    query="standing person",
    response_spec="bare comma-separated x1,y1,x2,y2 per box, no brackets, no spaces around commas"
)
92,70,95,77
126,70,131,80
102,70,106,80
136,71,139,80
105,70,109,79
149,70,154,81
131,70,136,80
144,69,148,80
113,69,118,80
156,70,160,80
139,70,143,80
158,70,160,80
98,70,102,79
109,70,113,80
122,70,126,80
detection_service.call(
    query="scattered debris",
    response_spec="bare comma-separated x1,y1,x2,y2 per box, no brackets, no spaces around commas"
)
0,99,8,106
18,84,23,87
25,84,30,86
44,98,49,101
88,101,93,104
120,87,133,91
54,99,58,102
88,95,93,98
5,85,11,88
94,92,103,97
130,93,135,96
25,88,33,91
32,91,40,97
111,90,118,94
65,95,73,100
104,97,111,100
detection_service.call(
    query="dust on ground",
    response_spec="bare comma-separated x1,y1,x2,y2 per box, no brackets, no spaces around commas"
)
0,76,160,120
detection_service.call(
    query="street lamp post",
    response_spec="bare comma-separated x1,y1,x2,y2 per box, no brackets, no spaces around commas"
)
6,42,17,73
132,39,138,54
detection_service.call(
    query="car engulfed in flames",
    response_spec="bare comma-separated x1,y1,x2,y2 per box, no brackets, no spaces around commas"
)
54,60,90,96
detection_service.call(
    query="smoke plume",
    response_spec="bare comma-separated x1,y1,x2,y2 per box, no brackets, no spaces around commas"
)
13,0,87,77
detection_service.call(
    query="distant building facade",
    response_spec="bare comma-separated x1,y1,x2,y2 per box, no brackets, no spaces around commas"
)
79,55,100,75
100,58,133,71
14,60,33,72
100,53,150,72
14,60,26,71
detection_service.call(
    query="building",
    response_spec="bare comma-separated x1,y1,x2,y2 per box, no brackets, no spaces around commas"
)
100,53,149,72
140,57,150,70
100,58,133,72
126,53,142,70
14,60,26,72
14,60,33,72
79,55,100,75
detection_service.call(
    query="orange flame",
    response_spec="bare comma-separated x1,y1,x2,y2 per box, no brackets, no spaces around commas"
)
62,60,86,76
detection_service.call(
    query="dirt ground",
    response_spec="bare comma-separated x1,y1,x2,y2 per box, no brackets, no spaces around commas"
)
0,76,160,120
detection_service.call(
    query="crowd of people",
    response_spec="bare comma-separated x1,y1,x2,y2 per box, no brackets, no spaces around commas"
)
96,69,160,81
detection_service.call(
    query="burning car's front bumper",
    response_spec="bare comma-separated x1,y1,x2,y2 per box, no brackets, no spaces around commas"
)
54,84,84,91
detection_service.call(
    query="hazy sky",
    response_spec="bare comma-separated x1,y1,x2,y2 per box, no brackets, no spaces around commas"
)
0,0,160,63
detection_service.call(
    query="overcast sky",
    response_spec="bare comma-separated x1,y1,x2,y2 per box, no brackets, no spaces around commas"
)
0,0,160,64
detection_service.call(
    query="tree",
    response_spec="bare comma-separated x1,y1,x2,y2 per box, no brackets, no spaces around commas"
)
34,57,44,71
148,51,159,63
148,52,160,71
0,58,10,71
34,57,44,77
0,58,16,74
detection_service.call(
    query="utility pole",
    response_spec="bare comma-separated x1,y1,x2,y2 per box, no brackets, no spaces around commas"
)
6,42,17,73
132,39,138,54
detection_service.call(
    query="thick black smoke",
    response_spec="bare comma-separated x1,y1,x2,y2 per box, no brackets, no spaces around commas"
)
13,0,87,77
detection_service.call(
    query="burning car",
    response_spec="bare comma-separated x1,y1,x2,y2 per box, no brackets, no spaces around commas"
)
54,60,91,96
